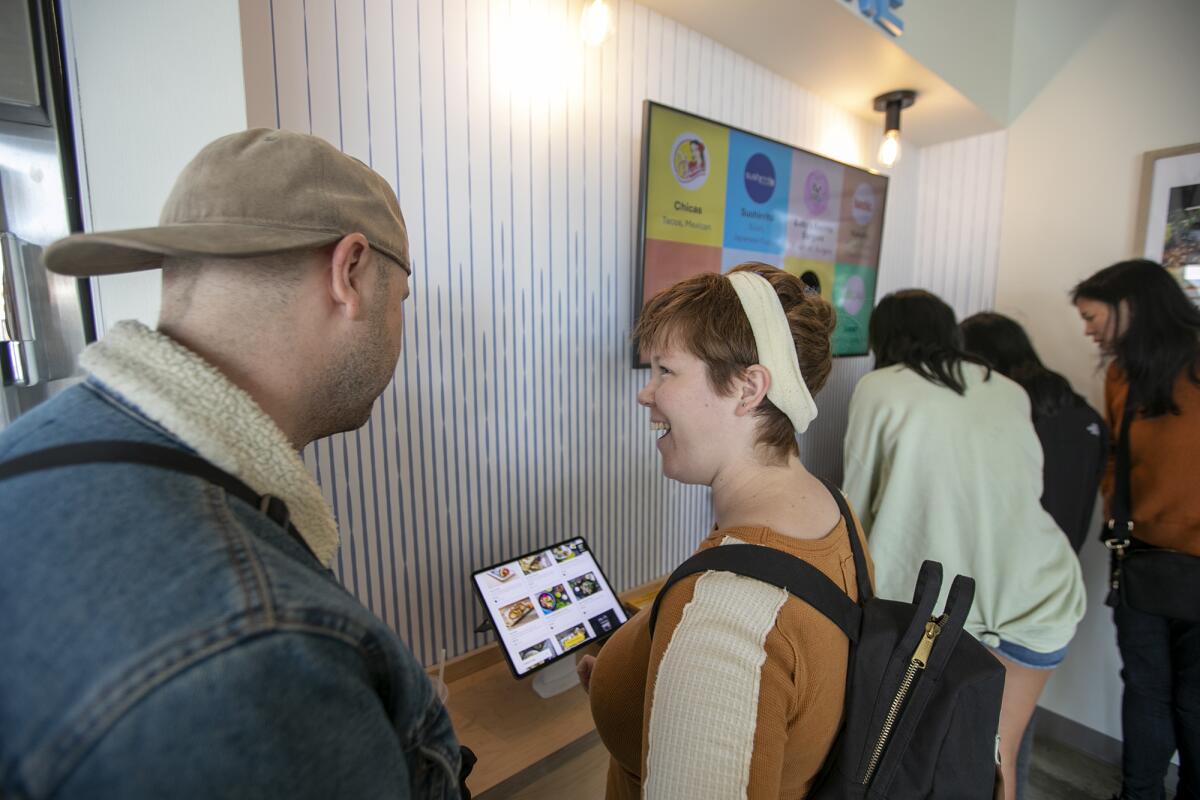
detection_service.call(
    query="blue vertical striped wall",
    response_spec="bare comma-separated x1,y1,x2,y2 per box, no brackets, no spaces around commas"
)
241,0,926,665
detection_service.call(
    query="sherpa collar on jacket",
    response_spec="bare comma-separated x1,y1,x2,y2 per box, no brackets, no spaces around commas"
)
80,320,340,567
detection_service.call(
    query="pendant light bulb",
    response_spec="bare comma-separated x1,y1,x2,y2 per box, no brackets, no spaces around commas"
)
581,0,612,47
877,129,901,167
872,90,916,168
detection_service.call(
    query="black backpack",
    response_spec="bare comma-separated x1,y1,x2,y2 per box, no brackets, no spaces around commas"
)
648,479,1004,799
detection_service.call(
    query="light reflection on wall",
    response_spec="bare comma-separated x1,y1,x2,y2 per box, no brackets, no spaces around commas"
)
817,116,868,171
490,0,587,103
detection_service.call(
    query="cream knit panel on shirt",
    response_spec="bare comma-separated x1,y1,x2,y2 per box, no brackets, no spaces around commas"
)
644,570,788,799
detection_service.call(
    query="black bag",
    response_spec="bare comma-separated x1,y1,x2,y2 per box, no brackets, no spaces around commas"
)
1102,393,1200,622
649,479,1004,799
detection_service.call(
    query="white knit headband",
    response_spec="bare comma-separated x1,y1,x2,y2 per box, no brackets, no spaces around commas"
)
726,271,819,434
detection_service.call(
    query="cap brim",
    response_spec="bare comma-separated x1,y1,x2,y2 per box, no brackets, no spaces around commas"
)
43,223,345,277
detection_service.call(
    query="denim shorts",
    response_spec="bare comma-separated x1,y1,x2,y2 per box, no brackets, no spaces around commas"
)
986,639,1068,670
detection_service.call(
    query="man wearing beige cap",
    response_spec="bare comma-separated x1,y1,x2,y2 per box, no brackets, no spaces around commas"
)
0,130,469,798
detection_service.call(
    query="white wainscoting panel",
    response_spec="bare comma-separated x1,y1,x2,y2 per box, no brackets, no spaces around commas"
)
910,129,1008,320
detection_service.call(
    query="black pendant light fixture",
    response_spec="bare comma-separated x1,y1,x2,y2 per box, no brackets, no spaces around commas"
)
873,90,917,167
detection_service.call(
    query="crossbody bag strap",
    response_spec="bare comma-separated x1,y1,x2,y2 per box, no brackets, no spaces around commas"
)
0,440,319,563
1103,391,1137,549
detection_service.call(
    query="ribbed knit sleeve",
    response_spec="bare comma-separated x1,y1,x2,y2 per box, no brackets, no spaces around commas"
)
642,571,790,799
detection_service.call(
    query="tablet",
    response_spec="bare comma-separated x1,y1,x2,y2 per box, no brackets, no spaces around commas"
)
471,537,628,679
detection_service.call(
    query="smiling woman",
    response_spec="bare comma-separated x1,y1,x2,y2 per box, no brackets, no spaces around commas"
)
581,263,872,800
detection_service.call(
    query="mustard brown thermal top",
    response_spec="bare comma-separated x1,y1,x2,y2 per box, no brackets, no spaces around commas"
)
1104,363,1200,556
589,518,873,800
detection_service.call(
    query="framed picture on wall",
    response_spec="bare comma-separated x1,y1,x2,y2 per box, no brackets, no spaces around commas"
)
1135,143,1200,304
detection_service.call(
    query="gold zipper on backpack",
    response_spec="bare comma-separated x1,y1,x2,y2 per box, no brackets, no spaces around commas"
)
861,615,946,786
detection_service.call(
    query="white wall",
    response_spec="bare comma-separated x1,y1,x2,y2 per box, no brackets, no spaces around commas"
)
877,0,1014,127
62,0,248,332
995,0,1200,741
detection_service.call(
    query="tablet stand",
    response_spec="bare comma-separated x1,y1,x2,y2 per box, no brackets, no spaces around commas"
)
531,656,580,698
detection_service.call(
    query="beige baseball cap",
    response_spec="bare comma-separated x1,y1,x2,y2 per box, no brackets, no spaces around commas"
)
45,128,410,276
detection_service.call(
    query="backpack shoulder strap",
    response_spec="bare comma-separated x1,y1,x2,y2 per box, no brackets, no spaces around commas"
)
0,440,318,563
648,477,869,641
818,477,873,602
648,543,862,641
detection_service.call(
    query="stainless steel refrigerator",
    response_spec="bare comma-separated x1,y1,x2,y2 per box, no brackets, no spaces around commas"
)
1,0,94,430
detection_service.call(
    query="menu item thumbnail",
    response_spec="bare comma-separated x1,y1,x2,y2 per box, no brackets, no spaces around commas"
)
499,598,536,630
486,565,516,584
537,584,573,615
518,553,552,575
555,624,590,651
569,572,600,599
588,609,622,636
519,640,556,666
551,540,586,562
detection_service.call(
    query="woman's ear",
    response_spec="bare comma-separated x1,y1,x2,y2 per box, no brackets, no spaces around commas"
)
736,364,771,415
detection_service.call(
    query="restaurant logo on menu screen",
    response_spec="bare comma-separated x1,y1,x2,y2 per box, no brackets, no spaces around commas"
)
851,182,877,225
743,153,777,203
671,133,709,189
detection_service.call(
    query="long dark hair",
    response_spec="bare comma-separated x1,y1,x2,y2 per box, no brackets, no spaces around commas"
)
868,289,989,395
960,312,1082,419
1072,259,1200,417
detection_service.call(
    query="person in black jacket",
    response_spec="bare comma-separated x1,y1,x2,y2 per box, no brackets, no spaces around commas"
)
960,311,1105,800
961,312,1106,552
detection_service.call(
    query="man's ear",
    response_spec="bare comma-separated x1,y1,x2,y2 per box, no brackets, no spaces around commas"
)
328,233,373,320
737,364,771,416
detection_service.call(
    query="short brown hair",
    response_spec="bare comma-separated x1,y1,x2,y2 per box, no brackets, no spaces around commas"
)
633,263,836,463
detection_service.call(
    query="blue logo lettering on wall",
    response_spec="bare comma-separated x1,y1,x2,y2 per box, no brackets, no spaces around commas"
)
846,0,904,37
744,153,777,204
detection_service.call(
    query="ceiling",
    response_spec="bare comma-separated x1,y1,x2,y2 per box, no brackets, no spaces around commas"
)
633,0,1005,147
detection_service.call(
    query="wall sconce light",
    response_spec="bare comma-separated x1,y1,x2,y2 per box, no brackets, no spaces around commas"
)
873,89,916,167
580,0,612,47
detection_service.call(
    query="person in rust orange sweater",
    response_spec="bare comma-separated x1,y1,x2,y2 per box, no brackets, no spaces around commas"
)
577,264,872,800
1073,259,1200,800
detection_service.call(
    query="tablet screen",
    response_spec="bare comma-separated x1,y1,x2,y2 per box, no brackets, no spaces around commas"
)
471,537,628,678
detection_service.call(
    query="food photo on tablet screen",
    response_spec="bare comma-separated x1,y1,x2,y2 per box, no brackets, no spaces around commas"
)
551,539,586,563
555,624,591,652
518,640,557,668
484,563,518,586
536,584,573,615
568,572,600,599
498,597,536,630
518,552,552,575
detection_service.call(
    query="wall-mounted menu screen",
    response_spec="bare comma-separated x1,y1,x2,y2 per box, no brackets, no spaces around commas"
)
635,101,889,360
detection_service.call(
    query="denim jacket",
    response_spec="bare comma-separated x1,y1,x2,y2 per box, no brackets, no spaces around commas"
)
0,337,461,798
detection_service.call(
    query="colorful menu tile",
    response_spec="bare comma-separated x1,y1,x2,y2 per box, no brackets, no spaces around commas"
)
783,257,836,304
642,238,723,301
722,131,792,255
835,172,887,268
786,152,844,262
644,107,730,248
831,263,877,355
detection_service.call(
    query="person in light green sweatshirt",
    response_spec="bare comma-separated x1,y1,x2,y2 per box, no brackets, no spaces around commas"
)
843,289,1085,800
